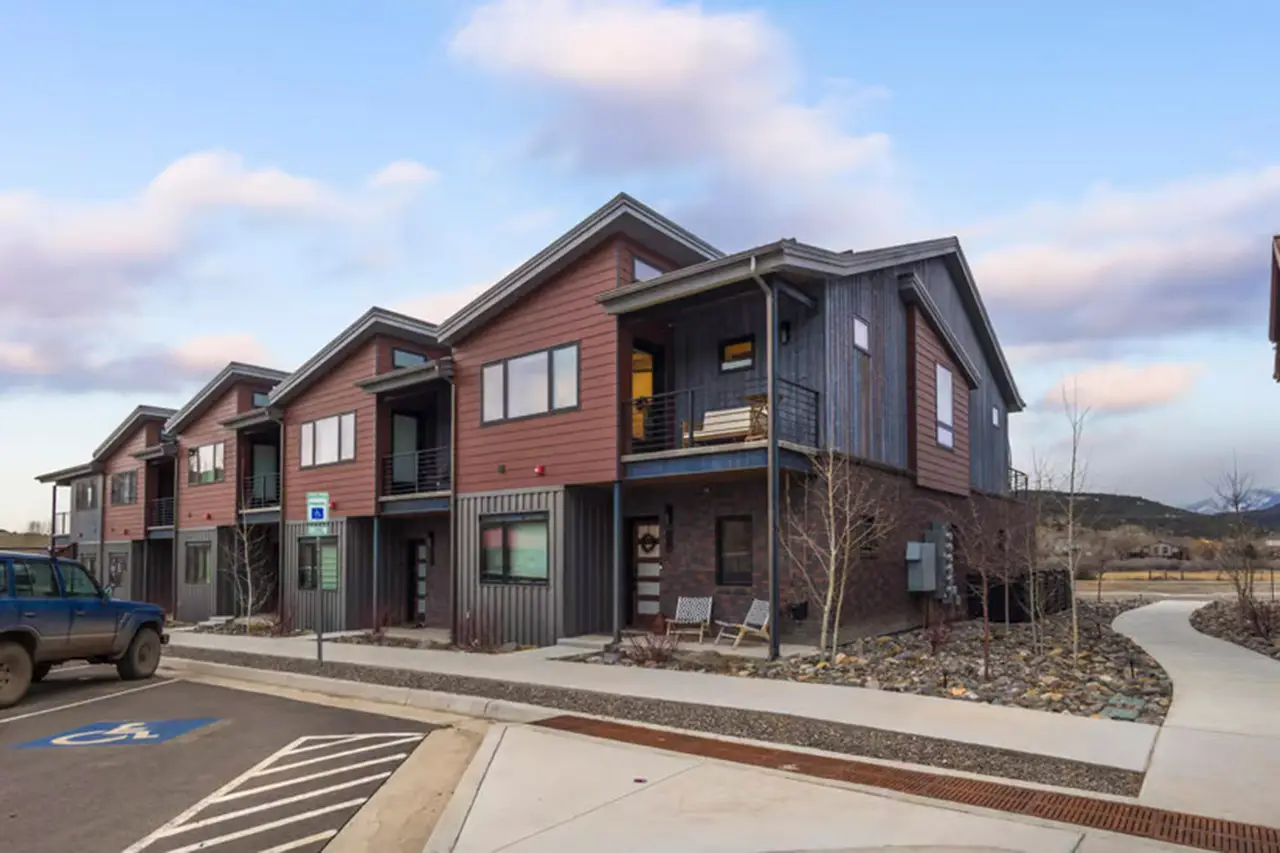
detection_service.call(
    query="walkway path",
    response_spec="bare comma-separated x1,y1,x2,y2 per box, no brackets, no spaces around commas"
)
1114,600,1280,827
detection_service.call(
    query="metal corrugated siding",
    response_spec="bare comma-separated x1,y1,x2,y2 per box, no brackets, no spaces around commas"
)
103,542,136,601
562,487,614,637
455,488,565,646
176,529,217,623
914,259,1008,493
282,519,350,632
344,517,374,630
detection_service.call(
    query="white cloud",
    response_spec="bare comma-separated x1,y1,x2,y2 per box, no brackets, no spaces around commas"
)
368,160,439,190
1041,362,1205,414
171,333,276,370
393,279,497,326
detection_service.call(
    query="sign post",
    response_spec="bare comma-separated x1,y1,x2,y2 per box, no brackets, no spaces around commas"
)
307,492,329,664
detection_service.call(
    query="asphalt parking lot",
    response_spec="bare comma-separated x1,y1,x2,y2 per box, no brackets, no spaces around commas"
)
0,664,436,853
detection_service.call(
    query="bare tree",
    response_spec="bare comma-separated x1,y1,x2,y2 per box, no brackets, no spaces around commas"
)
1022,453,1057,655
781,452,902,660
1090,524,1150,601
941,497,1009,681
1212,457,1276,639
1055,381,1091,664
219,519,277,633
25,519,50,535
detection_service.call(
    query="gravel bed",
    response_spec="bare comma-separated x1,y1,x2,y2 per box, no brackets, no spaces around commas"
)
1190,599,1280,661
578,600,1171,725
166,645,1143,796
328,632,530,653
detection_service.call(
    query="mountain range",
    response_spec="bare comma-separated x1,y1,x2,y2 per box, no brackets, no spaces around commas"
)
1181,489,1280,515
1033,490,1280,539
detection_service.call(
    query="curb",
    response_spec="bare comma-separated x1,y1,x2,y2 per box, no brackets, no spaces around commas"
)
158,658,554,723
421,725,506,853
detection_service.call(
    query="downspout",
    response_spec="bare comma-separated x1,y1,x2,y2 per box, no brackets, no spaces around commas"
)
372,402,380,630
448,371,458,642
750,256,782,662
170,447,180,615
274,408,287,627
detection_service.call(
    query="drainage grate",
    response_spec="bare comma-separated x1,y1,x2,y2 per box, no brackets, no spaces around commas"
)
534,715,1280,853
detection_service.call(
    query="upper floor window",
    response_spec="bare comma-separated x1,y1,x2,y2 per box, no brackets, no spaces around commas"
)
252,391,270,408
633,257,663,282
992,406,1000,428
110,470,137,505
481,343,579,423
936,363,955,449
72,479,98,511
300,412,356,467
719,336,755,373
853,316,870,353
187,442,225,485
392,348,428,369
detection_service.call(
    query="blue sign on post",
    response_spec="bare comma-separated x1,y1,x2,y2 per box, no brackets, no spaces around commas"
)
306,491,330,536
15,718,218,749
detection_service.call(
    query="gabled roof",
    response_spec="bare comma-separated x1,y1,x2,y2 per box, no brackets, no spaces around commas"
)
268,307,440,408
598,235,1025,412
1269,236,1280,380
34,460,101,485
164,362,289,435
436,193,723,345
92,405,177,462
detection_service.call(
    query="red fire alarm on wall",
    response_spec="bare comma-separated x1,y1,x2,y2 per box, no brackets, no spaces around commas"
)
330,500,338,510
534,465,546,476
204,513,212,521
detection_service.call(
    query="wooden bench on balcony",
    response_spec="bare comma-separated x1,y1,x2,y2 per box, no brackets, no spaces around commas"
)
683,398,768,447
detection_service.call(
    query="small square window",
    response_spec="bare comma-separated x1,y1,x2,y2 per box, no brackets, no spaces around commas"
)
853,317,870,353
719,336,755,373
252,391,270,408
992,406,1000,427
633,257,663,282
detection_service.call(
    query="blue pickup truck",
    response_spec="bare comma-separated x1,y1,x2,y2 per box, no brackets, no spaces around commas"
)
0,550,168,708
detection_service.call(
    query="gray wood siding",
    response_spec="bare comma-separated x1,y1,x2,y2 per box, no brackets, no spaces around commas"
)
68,475,102,550
825,271,910,468
282,518,352,632
176,528,218,623
344,517,375,631
562,486,613,637
912,259,1009,493
455,487,565,647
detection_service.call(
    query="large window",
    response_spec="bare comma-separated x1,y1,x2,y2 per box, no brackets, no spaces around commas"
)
110,470,137,505
300,412,356,467
715,516,753,586
481,343,580,424
392,348,427,368
72,479,98,511
936,363,955,449
187,442,225,485
479,514,549,584
719,336,755,373
298,538,339,590
184,542,211,585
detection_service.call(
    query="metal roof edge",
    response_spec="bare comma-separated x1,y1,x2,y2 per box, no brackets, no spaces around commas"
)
91,405,179,461
898,273,982,389
34,461,100,484
164,362,291,435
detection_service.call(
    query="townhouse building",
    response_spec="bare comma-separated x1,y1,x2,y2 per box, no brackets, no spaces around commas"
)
36,193,1029,650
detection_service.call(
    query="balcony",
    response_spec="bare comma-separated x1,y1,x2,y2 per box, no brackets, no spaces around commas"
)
242,472,281,510
381,446,451,496
148,497,175,527
1009,467,1029,498
622,377,821,457
54,512,69,536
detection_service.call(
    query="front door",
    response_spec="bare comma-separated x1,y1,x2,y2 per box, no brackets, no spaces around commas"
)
391,413,421,492
628,518,662,625
407,538,432,626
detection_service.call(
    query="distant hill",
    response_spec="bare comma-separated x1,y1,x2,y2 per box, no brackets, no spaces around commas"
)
1031,490,1280,539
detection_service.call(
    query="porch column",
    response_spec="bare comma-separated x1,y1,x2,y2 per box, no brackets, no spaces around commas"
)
47,484,58,558
612,479,623,644
765,278,781,661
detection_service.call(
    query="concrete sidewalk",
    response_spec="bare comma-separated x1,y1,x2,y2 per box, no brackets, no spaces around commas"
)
428,724,1181,853
1115,600,1280,827
168,630,1156,773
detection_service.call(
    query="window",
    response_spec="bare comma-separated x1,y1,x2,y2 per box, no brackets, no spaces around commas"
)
715,516,753,586
992,406,1000,428
11,559,59,598
853,317,870,353
184,542,211,585
857,515,879,556
187,442,225,485
110,470,138,505
392,348,428,369
479,514,549,584
297,538,339,590
107,553,126,586
299,413,356,467
73,480,98,511
252,391,270,408
83,553,98,580
298,541,318,590
59,561,100,598
719,336,755,373
481,343,580,423
633,257,663,281
936,363,955,449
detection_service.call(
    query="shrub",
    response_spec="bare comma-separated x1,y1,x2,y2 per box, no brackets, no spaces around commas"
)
623,631,680,664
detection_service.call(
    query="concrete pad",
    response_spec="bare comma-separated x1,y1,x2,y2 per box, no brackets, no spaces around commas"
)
1073,832,1193,852
1139,725,1280,828
451,727,1083,853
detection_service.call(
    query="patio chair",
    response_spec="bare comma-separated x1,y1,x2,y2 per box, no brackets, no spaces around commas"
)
714,598,771,648
665,596,713,643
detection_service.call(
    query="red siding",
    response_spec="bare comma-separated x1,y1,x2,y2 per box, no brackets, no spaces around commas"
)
454,240,623,492
909,306,970,496
177,380,274,528
617,239,678,285
102,422,159,539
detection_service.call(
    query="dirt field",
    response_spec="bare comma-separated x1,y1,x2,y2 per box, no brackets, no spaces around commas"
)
1083,571,1280,599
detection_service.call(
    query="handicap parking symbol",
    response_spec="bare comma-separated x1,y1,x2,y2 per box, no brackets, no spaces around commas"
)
15,718,218,749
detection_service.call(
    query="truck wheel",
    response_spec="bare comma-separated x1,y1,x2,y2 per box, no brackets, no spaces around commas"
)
0,641,33,708
32,663,52,683
116,628,161,681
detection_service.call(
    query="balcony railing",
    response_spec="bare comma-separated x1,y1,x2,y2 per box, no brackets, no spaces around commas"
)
54,512,69,536
382,446,451,496
1009,467,1029,497
149,497,175,527
623,377,821,456
242,471,281,510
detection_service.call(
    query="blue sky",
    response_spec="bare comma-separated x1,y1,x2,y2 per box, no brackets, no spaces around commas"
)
3,0,1279,529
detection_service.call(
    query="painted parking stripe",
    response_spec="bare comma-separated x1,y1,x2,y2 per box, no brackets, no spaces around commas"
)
0,679,174,725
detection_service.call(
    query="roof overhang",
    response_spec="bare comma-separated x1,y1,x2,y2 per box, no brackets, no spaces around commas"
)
92,405,178,461
899,273,981,390
165,362,289,435
34,461,101,485
268,308,441,408
1269,236,1280,381
436,193,722,345
221,406,282,431
133,441,177,461
356,358,453,396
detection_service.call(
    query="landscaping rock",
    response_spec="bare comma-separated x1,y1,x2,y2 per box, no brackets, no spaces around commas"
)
1189,599,1280,662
